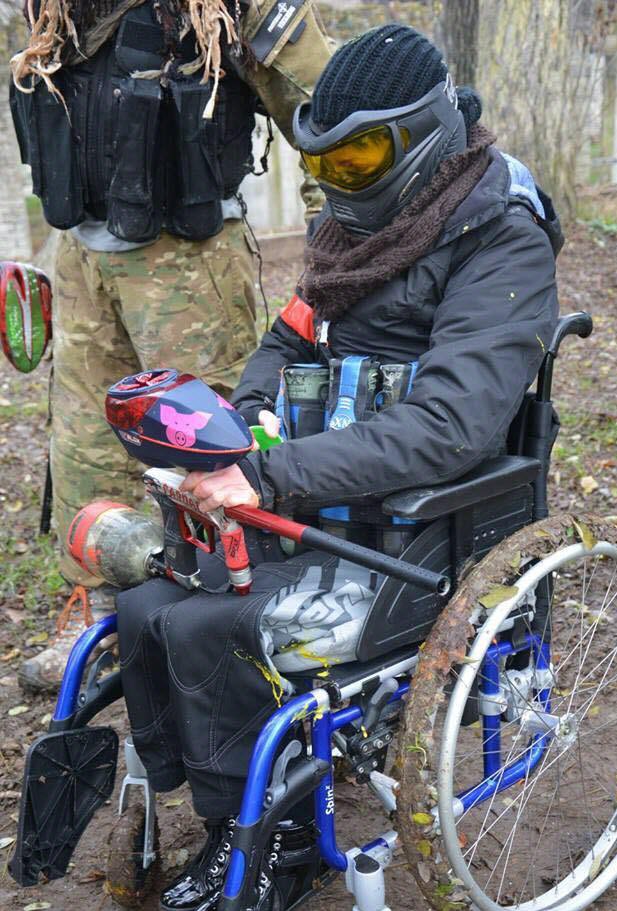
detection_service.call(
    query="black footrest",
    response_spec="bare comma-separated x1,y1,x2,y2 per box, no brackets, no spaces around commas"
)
9,726,118,886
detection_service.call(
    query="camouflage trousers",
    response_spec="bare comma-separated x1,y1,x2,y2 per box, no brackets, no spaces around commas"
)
50,222,258,585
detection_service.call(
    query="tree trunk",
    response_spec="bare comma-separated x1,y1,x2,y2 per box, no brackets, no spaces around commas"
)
472,0,608,220
0,0,31,261
437,0,480,86
600,34,617,184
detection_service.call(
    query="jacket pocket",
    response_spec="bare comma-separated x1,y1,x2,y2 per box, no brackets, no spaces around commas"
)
165,80,224,240
107,76,162,242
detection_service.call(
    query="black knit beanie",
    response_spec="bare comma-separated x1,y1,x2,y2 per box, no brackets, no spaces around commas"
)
311,24,482,136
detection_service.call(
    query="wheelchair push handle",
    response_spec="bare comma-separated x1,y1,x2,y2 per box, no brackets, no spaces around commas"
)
228,506,451,596
548,311,593,357
537,310,592,402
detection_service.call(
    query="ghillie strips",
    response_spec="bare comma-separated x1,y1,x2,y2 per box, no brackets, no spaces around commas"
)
10,0,239,117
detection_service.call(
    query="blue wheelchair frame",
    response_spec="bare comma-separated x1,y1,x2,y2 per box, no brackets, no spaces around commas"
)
52,613,553,909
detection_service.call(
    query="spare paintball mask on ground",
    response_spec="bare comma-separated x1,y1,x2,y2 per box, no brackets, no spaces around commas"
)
105,369,254,471
0,262,52,372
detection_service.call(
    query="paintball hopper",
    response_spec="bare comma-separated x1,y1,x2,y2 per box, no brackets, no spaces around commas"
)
105,369,254,471
0,262,52,372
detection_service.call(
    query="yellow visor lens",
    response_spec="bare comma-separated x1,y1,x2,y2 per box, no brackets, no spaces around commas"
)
301,125,395,191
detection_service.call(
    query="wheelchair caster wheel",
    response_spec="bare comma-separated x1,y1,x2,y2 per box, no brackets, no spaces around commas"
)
105,805,160,908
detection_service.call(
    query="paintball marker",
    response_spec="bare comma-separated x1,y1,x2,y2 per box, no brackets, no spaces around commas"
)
68,369,451,598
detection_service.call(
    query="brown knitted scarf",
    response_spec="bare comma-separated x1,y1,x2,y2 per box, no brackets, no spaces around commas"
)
299,124,497,322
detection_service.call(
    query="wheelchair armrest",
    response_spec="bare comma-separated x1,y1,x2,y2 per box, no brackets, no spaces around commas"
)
382,456,541,521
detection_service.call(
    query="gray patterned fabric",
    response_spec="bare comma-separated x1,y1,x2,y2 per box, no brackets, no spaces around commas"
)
260,560,376,672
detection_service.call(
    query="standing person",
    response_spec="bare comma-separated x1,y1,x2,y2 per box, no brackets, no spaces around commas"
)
9,0,331,692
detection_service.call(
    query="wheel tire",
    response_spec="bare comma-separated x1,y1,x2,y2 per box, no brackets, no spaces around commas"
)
106,805,161,908
395,513,617,911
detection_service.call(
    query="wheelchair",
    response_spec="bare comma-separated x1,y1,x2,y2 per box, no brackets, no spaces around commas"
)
10,310,617,911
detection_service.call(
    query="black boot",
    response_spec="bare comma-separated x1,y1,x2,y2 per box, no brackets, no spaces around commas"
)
159,817,236,911
252,822,332,911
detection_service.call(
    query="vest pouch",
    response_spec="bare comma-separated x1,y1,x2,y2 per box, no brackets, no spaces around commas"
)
377,361,419,409
320,356,381,533
166,81,224,240
107,77,162,242
275,364,329,440
326,356,380,429
10,75,86,229
218,74,257,196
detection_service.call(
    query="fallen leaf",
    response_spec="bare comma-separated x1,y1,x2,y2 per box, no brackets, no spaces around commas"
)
78,868,106,883
588,705,601,717
417,861,431,883
166,847,189,868
0,836,15,850
573,518,596,551
580,475,599,496
478,585,519,610
8,705,30,716
26,632,49,647
1,648,21,663
4,609,25,625
5,499,23,513
412,812,434,826
14,541,28,554
417,839,432,858
23,903,52,911
164,798,184,808
589,853,603,881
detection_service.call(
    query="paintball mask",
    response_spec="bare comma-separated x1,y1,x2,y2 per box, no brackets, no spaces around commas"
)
294,76,466,234
105,369,253,471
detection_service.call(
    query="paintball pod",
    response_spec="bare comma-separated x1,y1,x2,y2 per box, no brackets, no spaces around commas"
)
68,369,451,598
0,262,52,373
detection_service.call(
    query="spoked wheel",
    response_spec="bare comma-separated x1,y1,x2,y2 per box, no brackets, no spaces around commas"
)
396,515,617,911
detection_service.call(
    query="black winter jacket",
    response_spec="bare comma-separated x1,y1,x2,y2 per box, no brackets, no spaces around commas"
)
232,150,561,512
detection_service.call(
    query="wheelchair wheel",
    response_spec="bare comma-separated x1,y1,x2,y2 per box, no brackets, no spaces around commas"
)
105,805,160,908
396,514,617,911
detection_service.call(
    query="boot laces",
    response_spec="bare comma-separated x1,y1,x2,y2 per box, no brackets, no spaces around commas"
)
207,817,236,878
55,585,94,639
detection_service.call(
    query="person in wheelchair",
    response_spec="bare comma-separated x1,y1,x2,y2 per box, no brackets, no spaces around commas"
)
117,24,562,911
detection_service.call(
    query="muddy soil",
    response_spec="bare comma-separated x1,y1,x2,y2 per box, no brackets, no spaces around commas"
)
0,221,616,910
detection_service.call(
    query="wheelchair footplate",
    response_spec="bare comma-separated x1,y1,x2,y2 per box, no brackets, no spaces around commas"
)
10,726,118,886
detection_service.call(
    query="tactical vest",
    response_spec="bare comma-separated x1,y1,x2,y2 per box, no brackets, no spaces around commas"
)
275,357,421,556
10,2,257,242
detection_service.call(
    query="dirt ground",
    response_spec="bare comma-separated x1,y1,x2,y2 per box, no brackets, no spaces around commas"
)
1,218,616,911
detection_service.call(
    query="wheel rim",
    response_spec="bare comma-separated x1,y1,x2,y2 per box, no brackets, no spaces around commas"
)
437,542,617,911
